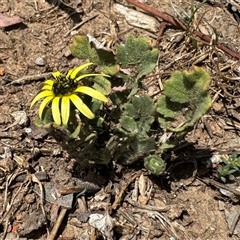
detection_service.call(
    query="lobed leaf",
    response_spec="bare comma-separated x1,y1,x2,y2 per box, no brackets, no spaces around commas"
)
157,67,212,132
116,35,158,85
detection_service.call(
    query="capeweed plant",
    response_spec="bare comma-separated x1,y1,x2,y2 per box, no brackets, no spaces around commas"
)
31,35,212,175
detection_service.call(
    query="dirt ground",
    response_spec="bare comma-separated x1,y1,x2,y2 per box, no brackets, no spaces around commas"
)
1,0,240,239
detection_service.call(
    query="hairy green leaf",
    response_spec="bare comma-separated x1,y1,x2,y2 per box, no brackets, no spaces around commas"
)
69,35,120,76
123,94,155,120
116,35,158,85
157,67,211,132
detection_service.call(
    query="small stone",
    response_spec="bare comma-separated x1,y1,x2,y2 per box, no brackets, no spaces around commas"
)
24,127,32,134
15,213,23,221
138,195,148,205
34,56,46,66
218,201,225,211
24,193,36,204
62,46,72,57
11,111,29,127
212,102,223,113
52,147,62,156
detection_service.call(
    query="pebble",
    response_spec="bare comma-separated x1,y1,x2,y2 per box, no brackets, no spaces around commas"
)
24,193,36,204
34,56,46,66
24,127,32,134
11,111,29,127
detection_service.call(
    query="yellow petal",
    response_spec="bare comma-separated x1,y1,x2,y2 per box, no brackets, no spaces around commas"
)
74,86,108,102
52,71,61,79
75,73,109,82
42,84,53,90
30,90,54,108
70,94,94,119
67,62,93,80
44,79,54,86
52,96,61,125
66,69,73,78
61,96,70,125
39,96,54,119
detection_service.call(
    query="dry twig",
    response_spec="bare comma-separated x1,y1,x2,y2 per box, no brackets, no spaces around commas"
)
111,172,143,210
200,178,240,197
32,174,47,220
127,198,171,212
63,14,99,37
126,0,240,60
47,208,68,240
8,72,52,85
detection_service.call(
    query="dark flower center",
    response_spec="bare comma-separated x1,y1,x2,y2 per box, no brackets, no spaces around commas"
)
52,75,78,96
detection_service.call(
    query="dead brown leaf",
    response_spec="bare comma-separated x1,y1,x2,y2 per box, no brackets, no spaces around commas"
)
0,13,23,28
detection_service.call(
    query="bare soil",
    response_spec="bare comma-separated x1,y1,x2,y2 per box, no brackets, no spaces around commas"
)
1,0,240,239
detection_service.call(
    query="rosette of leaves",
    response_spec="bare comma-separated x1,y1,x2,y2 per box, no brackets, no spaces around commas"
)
144,155,166,175
36,35,161,167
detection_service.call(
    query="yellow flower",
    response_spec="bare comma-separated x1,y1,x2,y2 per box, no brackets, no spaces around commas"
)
30,62,108,126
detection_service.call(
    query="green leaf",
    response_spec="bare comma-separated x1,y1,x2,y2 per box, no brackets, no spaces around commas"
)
69,35,98,61
120,94,155,139
100,64,120,76
92,75,112,96
131,138,156,155
69,35,119,76
163,67,211,103
228,169,238,174
34,108,53,127
116,35,158,85
70,124,81,138
118,137,157,165
220,176,226,183
157,67,212,132
119,116,138,135
123,94,155,120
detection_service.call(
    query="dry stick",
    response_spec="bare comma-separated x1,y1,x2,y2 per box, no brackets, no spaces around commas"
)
126,0,240,60
2,218,9,240
8,72,52,85
155,21,167,47
32,174,47,220
218,83,240,98
47,208,68,240
200,178,240,197
111,172,142,210
1,175,31,240
63,14,99,37
127,198,171,212
2,170,26,220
